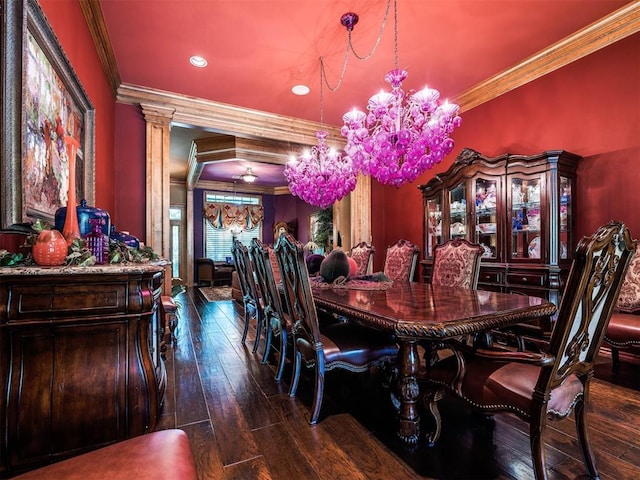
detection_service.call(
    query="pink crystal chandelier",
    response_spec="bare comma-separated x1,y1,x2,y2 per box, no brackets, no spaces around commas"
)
284,131,356,209
341,0,462,188
284,56,357,208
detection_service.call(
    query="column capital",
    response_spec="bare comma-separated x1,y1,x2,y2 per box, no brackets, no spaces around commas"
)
140,103,175,125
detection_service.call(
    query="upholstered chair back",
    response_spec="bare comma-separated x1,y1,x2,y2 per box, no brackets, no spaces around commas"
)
616,250,640,312
383,239,420,282
350,241,375,275
431,239,484,289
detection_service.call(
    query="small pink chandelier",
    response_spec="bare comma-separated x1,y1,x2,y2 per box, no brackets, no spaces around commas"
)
285,52,358,209
284,131,357,209
341,0,461,188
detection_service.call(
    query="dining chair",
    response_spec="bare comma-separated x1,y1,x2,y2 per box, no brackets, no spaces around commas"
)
274,233,399,424
426,221,636,479
423,238,484,364
383,239,420,282
249,238,290,380
431,238,484,289
349,241,375,275
604,250,640,369
231,239,264,354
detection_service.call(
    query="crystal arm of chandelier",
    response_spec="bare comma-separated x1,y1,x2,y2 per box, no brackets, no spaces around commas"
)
340,0,462,188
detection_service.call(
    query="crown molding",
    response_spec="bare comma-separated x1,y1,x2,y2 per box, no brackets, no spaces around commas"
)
455,2,640,112
117,83,342,147
78,0,120,97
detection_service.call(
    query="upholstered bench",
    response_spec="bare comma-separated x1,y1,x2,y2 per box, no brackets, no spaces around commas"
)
13,429,197,479
605,251,640,367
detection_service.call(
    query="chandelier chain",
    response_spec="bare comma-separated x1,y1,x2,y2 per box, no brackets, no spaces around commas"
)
347,0,392,60
393,0,399,69
319,53,349,94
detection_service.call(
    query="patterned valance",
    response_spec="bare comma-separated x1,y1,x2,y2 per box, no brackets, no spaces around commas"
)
204,202,264,231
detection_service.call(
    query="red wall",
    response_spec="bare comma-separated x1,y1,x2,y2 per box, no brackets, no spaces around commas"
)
38,0,116,219
112,103,146,238
371,33,640,272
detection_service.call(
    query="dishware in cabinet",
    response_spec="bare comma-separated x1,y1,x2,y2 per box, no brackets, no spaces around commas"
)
473,176,500,260
448,182,467,239
508,174,544,261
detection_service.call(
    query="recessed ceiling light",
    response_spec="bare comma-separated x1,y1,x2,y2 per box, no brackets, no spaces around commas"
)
189,56,208,68
292,84,310,96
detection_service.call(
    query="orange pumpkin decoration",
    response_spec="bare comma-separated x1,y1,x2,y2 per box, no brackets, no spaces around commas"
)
32,229,68,266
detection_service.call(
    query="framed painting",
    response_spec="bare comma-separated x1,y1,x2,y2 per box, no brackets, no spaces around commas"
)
1,0,95,228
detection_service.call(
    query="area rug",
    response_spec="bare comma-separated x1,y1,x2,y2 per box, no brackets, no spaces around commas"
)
199,286,232,302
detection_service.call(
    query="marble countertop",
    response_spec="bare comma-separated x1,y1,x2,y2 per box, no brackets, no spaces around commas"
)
0,260,169,276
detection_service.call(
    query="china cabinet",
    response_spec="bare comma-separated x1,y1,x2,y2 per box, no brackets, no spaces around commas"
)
0,263,167,476
419,148,580,337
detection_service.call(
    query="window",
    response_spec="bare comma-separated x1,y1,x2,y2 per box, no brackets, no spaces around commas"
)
204,192,262,261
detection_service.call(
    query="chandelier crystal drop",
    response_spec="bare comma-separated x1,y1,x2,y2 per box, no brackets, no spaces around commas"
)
284,131,357,209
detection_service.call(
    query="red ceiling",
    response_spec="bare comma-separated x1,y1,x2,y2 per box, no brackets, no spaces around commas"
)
99,0,630,185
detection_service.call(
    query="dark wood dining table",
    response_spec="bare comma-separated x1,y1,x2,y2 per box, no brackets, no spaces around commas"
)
311,281,557,444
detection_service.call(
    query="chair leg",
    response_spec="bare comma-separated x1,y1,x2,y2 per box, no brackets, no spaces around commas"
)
575,399,600,479
309,360,325,425
275,327,287,381
252,309,263,354
611,347,620,371
289,349,302,397
241,305,250,345
261,318,273,365
529,411,549,480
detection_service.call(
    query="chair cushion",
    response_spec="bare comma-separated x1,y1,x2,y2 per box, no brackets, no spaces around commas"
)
161,295,177,314
617,252,640,312
296,323,397,368
606,312,640,346
13,429,197,480
430,356,583,418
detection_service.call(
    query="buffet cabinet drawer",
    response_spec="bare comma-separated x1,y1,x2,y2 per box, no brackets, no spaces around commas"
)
506,271,547,287
6,283,128,321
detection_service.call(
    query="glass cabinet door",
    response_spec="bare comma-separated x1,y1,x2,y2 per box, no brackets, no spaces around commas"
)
510,176,542,260
425,195,442,258
449,182,467,239
559,176,572,260
474,177,497,259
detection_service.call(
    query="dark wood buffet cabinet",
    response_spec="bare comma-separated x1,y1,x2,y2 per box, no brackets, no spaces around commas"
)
0,263,168,477
419,148,581,338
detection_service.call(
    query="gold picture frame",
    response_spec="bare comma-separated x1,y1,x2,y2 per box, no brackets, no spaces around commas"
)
1,0,95,228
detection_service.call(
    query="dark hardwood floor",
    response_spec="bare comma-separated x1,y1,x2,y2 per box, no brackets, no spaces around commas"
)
157,288,640,480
